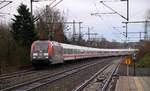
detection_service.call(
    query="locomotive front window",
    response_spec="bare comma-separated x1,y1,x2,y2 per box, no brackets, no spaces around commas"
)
34,42,48,51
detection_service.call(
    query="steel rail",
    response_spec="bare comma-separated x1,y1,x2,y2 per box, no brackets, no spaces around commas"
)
73,58,122,91
73,64,110,91
101,63,120,91
0,69,34,79
1,60,105,91
0,71,37,80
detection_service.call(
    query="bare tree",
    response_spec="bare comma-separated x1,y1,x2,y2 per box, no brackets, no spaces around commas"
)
0,24,15,74
35,6,68,43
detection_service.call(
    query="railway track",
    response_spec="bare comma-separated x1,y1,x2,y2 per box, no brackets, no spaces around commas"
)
0,70,39,90
0,59,104,90
0,59,102,81
73,58,121,91
0,69,38,90
0,70,36,80
0,58,111,91
0,69,34,78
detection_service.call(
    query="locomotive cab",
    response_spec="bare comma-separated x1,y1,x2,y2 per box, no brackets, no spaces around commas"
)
30,40,63,66
31,41,52,66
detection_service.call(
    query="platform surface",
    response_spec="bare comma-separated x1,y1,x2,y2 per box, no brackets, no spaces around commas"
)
115,76,150,91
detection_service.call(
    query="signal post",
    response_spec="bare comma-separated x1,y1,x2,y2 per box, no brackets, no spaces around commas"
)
124,56,132,76
124,53,136,76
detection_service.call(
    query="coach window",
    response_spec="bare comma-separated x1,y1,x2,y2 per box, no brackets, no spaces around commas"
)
74,49,76,54
69,49,73,54
64,49,67,54
78,50,80,54
75,49,77,54
68,49,70,54
66,49,69,54
67,49,69,54
75,50,77,54
75,49,78,54
77,50,79,54
72,49,74,54
68,49,71,54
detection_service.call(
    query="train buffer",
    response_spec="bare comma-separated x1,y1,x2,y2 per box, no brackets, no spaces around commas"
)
115,76,150,91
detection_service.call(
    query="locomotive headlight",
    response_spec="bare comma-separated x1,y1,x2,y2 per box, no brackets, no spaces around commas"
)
33,53,38,56
44,53,48,56
33,56,36,59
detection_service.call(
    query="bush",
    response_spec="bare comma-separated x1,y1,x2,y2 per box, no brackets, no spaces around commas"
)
0,24,31,74
137,53,150,67
137,41,150,67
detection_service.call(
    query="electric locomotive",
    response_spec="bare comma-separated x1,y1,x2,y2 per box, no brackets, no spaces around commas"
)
30,40,63,66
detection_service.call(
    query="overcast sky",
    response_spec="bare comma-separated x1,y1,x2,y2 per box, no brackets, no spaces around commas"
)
0,0,150,42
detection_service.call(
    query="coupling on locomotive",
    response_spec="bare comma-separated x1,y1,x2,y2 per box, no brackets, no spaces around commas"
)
30,40,138,67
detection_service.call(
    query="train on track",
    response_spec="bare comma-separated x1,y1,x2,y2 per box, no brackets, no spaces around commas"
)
30,40,138,67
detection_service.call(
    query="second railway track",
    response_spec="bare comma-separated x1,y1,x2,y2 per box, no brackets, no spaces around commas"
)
73,58,121,91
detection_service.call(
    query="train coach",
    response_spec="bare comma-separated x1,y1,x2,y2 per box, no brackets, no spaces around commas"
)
30,40,138,67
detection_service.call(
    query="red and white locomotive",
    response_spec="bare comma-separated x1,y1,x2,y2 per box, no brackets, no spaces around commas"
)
30,40,138,66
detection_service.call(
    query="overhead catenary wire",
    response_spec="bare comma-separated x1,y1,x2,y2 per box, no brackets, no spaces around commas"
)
100,1,127,20
34,0,63,22
91,5,123,41
93,4,126,42
92,0,121,41
0,0,12,10
98,15,125,42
